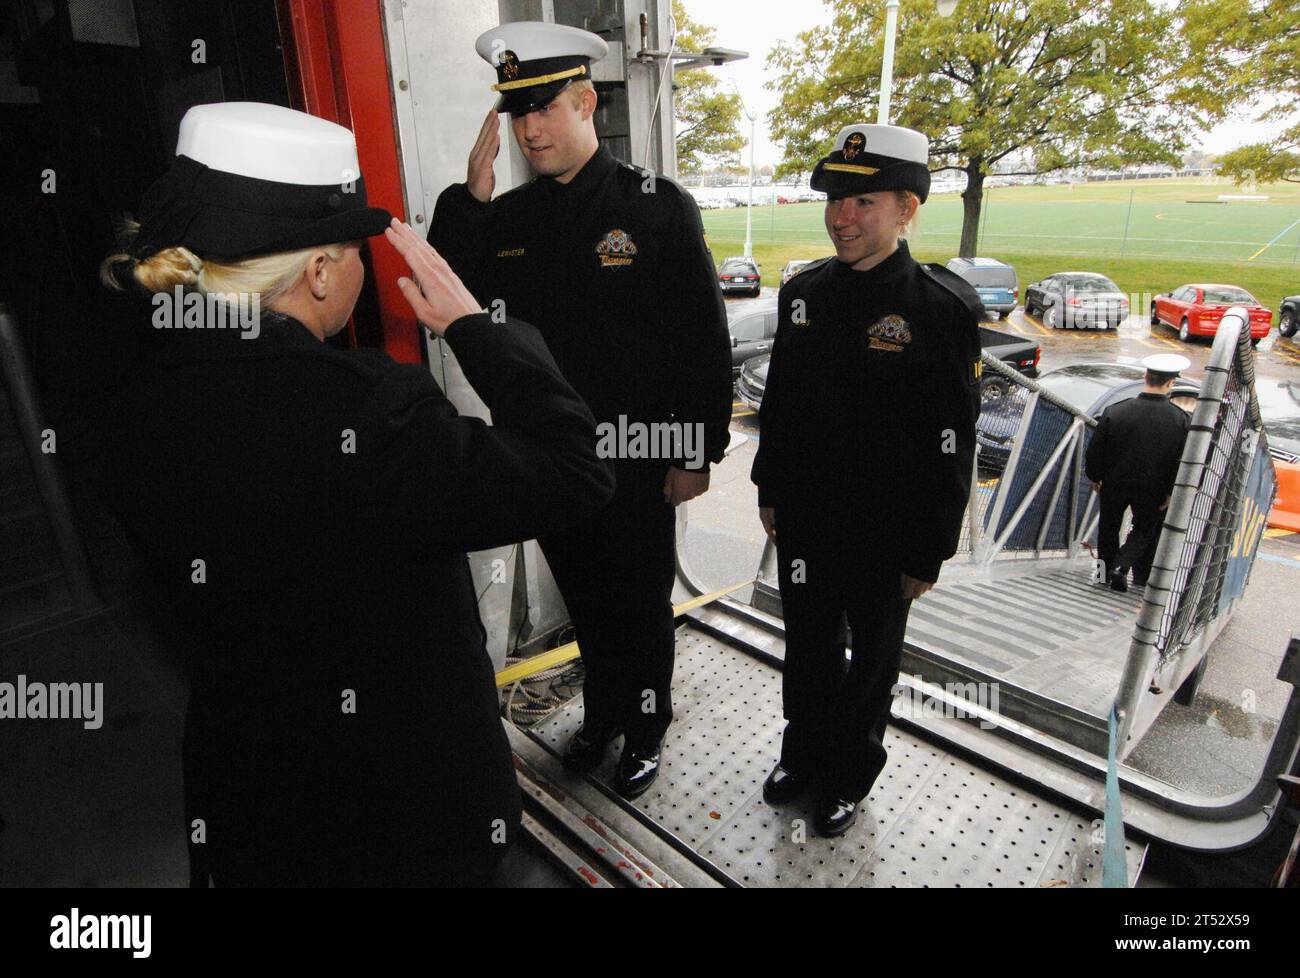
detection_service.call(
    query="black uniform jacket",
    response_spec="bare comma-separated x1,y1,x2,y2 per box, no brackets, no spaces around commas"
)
87,309,614,885
751,241,983,583
429,144,733,473
1084,391,1190,493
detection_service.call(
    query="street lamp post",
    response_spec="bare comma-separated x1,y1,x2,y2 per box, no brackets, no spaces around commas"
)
879,0,959,125
730,77,756,260
877,0,900,125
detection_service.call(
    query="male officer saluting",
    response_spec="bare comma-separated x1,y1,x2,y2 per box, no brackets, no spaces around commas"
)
429,21,732,797
1085,353,1192,591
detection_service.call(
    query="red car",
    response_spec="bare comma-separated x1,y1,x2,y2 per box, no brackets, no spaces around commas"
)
1150,283,1273,344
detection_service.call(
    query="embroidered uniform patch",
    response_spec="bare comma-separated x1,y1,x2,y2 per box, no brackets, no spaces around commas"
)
596,229,637,267
866,314,912,352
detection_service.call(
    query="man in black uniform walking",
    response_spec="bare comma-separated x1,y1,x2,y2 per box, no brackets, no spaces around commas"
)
429,22,732,797
1085,354,1192,591
751,123,983,836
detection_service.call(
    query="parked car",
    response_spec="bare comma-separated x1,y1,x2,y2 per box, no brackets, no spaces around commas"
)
1150,284,1272,344
977,325,1041,404
781,259,816,285
1024,272,1130,329
1278,294,1299,338
719,256,761,297
946,257,1018,318
1258,378,1300,532
734,323,1042,413
727,301,777,374
976,363,1198,472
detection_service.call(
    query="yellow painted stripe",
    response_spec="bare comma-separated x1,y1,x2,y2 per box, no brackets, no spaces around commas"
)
1263,528,1295,539
495,580,752,688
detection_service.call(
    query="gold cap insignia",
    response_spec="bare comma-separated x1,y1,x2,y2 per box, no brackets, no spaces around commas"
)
843,131,866,160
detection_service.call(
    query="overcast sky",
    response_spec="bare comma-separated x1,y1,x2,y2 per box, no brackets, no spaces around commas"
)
679,0,1284,169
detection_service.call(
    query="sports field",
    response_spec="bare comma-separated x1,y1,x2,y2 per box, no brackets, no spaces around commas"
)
701,178,1300,305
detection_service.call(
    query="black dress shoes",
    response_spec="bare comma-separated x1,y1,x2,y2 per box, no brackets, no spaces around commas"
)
1108,569,1128,592
562,725,620,773
814,795,859,837
614,745,661,799
762,764,807,804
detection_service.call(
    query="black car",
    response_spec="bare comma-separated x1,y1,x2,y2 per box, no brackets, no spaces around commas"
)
735,325,1043,412
978,325,1040,403
719,257,761,297
727,301,777,374
1279,294,1299,338
975,363,1199,472
1024,272,1130,329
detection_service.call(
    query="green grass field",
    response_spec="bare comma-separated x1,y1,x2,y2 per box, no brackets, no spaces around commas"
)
701,177,1300,306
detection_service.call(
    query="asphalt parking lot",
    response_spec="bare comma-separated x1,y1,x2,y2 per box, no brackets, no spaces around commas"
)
680,291,1300,796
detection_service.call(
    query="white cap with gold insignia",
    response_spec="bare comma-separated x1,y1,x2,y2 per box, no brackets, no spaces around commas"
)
475,21,608,115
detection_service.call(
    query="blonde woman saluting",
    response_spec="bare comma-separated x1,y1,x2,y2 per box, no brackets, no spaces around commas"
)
93,102,612,885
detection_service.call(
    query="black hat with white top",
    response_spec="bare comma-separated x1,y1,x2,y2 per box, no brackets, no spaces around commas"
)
132,102,392,262
476,22,609,116
810,123,932,203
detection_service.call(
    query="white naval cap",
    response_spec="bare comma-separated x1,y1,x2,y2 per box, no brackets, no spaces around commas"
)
1142,354,1191,374
177,102,363,186
811,123,932,201
829,124,929,164
475,21,609,115
131,101,391,262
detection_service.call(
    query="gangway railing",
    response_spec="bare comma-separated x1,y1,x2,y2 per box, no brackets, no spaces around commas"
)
967,354,1101,564
1114,308,1277,757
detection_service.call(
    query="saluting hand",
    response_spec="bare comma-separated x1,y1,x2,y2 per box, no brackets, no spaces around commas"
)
467,108,501,204
384,219,481,336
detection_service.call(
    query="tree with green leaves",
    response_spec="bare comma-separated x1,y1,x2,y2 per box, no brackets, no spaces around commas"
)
1183,0,1300,184
671,0,746,175
767,0,1225,256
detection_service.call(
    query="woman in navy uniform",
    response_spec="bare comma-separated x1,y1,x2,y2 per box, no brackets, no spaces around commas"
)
751,124,982,837
91,103,613,885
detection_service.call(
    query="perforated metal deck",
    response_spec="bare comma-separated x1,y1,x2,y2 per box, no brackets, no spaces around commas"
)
527,627,1147,887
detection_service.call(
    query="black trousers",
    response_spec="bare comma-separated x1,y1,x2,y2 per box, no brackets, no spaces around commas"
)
539,465,677,751
774,505,913,802
1097,482,1166,584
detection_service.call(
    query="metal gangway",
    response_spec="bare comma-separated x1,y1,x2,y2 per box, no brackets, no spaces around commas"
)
501,308,1298,887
